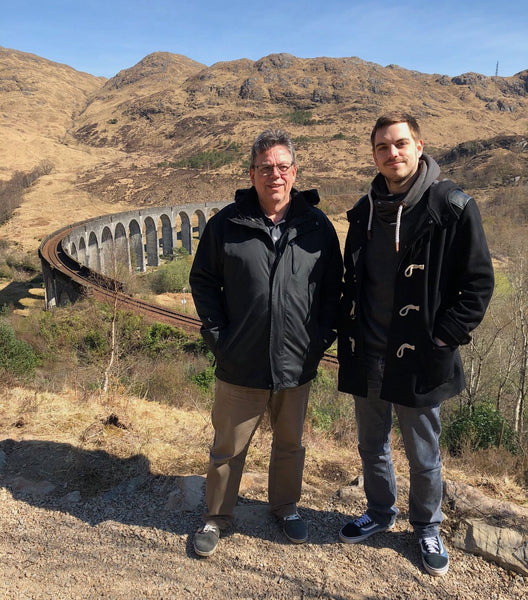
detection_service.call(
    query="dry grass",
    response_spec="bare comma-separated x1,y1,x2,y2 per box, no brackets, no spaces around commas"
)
1,268,526,507
1,375,526,506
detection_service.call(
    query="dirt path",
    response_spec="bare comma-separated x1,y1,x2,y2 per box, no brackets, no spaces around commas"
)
0,461,525,600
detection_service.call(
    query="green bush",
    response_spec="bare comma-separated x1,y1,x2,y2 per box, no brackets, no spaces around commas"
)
442,403,518,455
0,320,39,377
160,140,242,171
192,364,216,392
148,258,192,294
82,329,108,356
142,322,186,358
287,110,315,126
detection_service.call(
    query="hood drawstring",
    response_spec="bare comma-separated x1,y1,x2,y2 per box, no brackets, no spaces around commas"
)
367,190,374,241
395,203,404,253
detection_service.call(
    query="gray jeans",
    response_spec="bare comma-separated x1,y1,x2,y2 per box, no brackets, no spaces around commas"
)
354,355,443,539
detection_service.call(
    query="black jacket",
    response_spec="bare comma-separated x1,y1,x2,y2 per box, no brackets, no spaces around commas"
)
190,187,343,391
337,180,494,407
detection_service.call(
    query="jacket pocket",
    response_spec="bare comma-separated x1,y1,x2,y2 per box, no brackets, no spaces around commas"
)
289,239,321,275
416,342,457,393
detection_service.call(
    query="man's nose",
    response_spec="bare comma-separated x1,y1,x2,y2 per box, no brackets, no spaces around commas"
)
388,145,399,157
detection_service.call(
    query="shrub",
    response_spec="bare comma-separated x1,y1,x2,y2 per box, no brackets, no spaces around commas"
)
142,322,187,358
192,364,216,392
442,402,518,455
161,140,242,171
147,255,192,294
0,320,39,377
0,241,40,278
0,162,54,225
82,329,108,356
287,110,315,126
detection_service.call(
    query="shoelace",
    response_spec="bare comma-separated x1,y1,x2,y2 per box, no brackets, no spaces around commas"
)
283,513,301,521
202,523,218,533
353,513,373,527
421,536,441,554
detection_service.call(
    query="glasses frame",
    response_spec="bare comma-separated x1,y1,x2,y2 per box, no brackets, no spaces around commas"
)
253,162,294,177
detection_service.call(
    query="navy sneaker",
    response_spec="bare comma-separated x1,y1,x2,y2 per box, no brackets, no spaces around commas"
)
419,535,449,576
339,512,394,544
193,522,220,557
282,513,308,544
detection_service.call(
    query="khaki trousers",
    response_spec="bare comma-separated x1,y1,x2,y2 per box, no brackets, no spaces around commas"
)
205,379,311,528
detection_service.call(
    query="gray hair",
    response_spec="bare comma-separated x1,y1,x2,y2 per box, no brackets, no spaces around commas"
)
250,129,296,167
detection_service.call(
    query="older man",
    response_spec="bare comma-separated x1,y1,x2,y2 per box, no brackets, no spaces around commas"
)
190,129,342,557
337,113,494,576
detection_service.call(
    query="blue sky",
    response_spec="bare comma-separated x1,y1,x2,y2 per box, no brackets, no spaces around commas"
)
2,0,527,79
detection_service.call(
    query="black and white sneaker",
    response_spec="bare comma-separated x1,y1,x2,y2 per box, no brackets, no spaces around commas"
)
281,513,308,544
419,535,449,576
193,522,220,557
339,512,394,544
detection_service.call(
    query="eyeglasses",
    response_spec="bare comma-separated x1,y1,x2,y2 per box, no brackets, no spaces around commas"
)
253,163,294,177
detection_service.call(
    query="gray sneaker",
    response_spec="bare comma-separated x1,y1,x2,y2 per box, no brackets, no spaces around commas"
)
193,522,220,557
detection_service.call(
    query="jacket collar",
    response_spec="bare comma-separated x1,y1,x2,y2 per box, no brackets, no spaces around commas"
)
232,186,320,222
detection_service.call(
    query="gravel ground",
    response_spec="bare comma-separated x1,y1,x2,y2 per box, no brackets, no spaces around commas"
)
1,464,526,600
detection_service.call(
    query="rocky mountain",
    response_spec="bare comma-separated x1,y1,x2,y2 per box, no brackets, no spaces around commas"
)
1,46,527,224
74,52,528,157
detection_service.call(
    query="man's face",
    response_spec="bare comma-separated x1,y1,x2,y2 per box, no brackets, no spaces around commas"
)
250,145,297,210
372,122,423,193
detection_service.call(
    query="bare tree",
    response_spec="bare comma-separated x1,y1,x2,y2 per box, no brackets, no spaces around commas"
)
504,247,528,439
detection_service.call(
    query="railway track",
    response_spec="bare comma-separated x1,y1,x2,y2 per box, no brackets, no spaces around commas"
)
39,228,339,368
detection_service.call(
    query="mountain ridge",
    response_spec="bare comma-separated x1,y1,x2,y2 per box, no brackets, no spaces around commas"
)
1,45,527,249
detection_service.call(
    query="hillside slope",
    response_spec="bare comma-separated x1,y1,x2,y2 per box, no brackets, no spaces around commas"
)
0,46,527,248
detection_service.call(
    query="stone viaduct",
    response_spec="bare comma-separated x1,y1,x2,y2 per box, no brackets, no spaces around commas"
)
62,201,228,276
41,201,228,308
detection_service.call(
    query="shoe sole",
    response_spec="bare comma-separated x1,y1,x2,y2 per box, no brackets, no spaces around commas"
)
339,522,395,544
284,532,308,544
193,544,218,557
